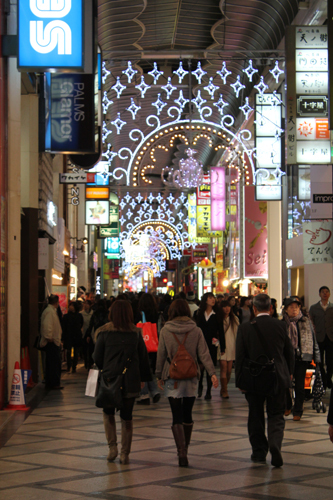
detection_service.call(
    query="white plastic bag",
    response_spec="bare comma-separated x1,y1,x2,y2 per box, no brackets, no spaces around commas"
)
85,368,99,397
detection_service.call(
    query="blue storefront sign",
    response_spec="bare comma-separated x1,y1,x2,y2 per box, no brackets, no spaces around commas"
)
18,0,83,71
44,72,97,153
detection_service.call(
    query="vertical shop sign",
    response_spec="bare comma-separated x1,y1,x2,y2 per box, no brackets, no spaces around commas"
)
328,1,333,128
197,174,210,205
244,186,268,278
18,0,84,71
210,167,226,231
187,193,197,245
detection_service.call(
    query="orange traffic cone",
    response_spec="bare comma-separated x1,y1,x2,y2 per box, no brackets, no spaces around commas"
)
5,362,30,411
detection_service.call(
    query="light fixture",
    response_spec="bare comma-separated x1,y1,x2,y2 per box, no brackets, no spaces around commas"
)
161,148,204,189
70,237,88,252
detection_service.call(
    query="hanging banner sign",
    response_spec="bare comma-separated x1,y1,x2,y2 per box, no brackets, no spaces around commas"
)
85,187,110,199
210,167,226,231
18,0,84,71
85,200,110,225
197,174,211,205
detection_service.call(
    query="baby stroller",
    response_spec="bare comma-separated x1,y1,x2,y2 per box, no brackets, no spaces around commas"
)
310,364,326,413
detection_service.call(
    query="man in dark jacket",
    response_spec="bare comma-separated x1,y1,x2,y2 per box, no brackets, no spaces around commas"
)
235,294,294,468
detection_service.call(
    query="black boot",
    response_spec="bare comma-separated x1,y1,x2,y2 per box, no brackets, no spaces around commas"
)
183,422,193,451
171,424,188,466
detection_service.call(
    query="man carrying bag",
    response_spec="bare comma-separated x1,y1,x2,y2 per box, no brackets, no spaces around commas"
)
235,294,294,468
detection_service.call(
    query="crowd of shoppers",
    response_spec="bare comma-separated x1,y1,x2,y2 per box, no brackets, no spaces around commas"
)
38,286,333,469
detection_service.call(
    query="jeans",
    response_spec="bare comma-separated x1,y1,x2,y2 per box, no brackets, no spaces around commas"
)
140,378,159,399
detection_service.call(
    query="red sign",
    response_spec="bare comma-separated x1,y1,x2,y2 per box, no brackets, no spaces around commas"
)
197,174,211,205
191,244,209,263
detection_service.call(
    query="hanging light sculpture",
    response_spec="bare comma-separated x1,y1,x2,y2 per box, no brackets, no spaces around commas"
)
161,148,204,189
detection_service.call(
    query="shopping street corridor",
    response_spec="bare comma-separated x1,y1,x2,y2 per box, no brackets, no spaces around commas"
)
1,366,333,500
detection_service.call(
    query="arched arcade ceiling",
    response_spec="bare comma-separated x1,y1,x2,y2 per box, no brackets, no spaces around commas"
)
97,0,300,188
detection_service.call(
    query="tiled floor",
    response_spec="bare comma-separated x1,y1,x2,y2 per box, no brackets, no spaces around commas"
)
1,366,333,500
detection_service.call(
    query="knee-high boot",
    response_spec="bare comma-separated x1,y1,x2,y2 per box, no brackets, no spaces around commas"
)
183,422,193,451
120,418,133,464
221,378,229,398
103,413,118,461
171,424,188,466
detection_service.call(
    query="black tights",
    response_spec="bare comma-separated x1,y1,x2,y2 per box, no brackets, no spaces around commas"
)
103,397,135,421
168,397,195,425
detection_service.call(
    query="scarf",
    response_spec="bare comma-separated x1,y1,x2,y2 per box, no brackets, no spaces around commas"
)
283,310,303,349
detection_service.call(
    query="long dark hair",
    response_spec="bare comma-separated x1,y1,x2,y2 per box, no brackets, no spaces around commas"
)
109,300,135,330
220,300,238,329
196,292,219,322
138,292,158,323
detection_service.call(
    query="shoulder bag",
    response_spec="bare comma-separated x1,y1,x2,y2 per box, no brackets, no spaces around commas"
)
242,321,279,397
95,336,138,409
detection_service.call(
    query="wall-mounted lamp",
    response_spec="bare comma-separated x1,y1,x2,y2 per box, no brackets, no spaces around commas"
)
70,237,88,252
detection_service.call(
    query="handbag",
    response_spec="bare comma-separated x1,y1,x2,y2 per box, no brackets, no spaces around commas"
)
312,366,324,401
136,311,159,353
242,321,279,397
95,340,138,409
85,368,99,397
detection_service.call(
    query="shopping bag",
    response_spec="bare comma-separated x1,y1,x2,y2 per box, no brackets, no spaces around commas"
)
136,322,159,353
85,368,99,397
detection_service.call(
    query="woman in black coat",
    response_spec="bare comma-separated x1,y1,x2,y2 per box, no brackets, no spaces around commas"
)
93,300,151,464
194,293,225,399
61,301,83,373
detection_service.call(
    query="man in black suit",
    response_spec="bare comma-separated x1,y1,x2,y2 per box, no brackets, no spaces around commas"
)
235,294,294,467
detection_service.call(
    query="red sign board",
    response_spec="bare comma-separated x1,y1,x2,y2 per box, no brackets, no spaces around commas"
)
191,245,209,263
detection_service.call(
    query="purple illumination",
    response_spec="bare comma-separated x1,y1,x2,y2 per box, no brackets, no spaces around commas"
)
210,167,226,231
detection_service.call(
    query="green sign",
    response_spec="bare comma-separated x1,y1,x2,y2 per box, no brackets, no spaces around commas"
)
98,206,119,238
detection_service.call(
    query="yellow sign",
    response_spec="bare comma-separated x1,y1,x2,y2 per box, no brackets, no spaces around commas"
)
216,252,223,272
197,206,222,239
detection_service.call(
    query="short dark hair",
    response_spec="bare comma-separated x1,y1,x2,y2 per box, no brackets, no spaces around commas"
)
253,293,271,312
48,294,59,305
168,299,191,320
319,286,330,293
109,300,134,330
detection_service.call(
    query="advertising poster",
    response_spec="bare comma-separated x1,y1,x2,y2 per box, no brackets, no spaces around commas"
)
85,200,110,225
303,220,333,264
244,186,268,279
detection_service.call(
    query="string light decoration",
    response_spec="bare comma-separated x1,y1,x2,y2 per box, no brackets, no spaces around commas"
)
161,148,204,190
269,60,285,84
101,59,285,187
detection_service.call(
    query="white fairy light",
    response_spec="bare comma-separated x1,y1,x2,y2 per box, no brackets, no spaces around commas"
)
102,91,113,114
152,94,167,115
271,90,283,107
193,61,207,84
162,149,204,189
111,76,126,98
102,143,117,163
148,62,164,84
126,98,141,120
217,61,232,84
269,60,284,83
213,94,228,115
192,90,207,111
254,76,269,95
122,61,137,83
174,90,189,110
173,61,189,83
102,121,112,143
135,75,151,98
240,97,253,120
231,75,246,98
204,77,219,99
161,77,177,99
136,193,144,203
102,61,111,84
111,112,127,134
242,60,259,82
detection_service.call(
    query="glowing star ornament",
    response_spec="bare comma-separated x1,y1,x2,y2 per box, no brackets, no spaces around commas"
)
242,60,259,82
240,97,253,120
102,91,113,114
111,112,127,134
193,62,207,84
126,98,141,120
204,77,219,99
271,90,283,107
174,90,189,110
102,61,111,85
173,61,189,83
231,75,246,98
270,60,284,84
112,76,126,98
213,94,228,115
148,62,164,84
152,94,167,115
193,90,207,111
161,77,177,99
217,61,232,84
102,121,112,144
102,144,117,163
135,76,151,98
122,61,138,83
254,76,269,96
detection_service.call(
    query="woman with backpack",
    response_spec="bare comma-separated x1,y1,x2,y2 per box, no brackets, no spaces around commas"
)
156,299,218,467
